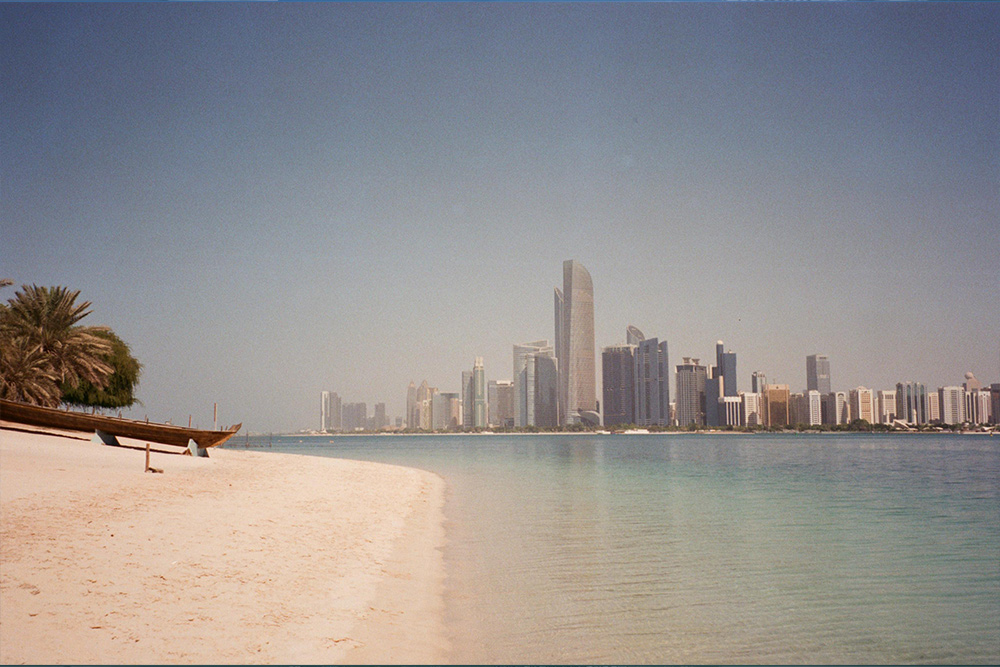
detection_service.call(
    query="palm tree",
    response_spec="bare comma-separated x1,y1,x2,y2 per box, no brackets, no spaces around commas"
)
0,337,62,406
0,285,113,404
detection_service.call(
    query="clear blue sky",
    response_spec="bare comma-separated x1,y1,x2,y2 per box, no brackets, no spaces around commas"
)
3,3,998,432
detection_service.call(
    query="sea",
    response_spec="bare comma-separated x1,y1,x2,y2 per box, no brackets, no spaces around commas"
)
236,432,1000,664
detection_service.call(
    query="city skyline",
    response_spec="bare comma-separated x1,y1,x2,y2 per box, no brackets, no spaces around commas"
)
3,3,997,432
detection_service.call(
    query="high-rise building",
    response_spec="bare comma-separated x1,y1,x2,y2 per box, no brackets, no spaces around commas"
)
514,341,552,427
751,371,767,394
419,398,433,430
806,354,832,395
990,384,1000,425
487,380,499,427
763,385,790,428
675,358,707,427
804,390,823,426
741,392,762,427
416,381,436,431
374,403,387,430
720,396,742,427
406,382,418,429
461,370,474,428
473,357,487,428
434,392,459,430
963,375,988,424
704,367,722,427
849,387,875,424
788,392,805,426
330,392,342,431
636,338,669,426
488,380,515,428
939,386,965,425
555,260,597,425
962,372,982,392
495,380,516,428
531,353,559,428
895,382,927,425
342,402,368,432
822,390,848,426
717,344,738,397
876,390,896,424
972,390,991,425
827,391,850,425
626,325,645,346
927,391,941,423
602,344,636,427
320,391,342,431
320,391,330,432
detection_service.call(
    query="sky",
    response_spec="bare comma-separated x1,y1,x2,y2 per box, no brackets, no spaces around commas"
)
2,3,998,433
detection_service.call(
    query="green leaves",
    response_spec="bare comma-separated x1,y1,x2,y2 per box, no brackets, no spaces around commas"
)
0,284,140,409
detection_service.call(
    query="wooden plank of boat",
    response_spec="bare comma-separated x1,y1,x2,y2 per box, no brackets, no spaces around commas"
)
0,399,241,449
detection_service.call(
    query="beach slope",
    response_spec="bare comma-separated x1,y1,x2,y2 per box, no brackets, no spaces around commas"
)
0,426,447,664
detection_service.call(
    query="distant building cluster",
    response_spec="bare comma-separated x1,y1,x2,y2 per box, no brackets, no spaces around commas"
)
319,390,389,433
317,261,999,432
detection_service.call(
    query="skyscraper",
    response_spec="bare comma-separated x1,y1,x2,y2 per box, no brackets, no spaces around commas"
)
406,382,418,430
488,380,515,428
804,390,823,426
675,357,707,427
741,391,762,427
751,371,767,394
330,392,342,431
877,389,897,424
938,386,966,425
602,344,636,426
626,325,645,346
531,352,559,428
342,402,367,432
849,387,875,424
473,357,487,428
895,382,927,425
434,392,459,430
990,384,1000,425
555,260,597,425
806,354,832,395
320,391,330,432
763,385,790,428
416,381,436,431
704,366,722,427
827,390,850,425
635,338,669,426
461,370,474,428
514,340,552,427
716,342,737,397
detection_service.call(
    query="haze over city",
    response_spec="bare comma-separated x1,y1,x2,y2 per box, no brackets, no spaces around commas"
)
3,3,997,433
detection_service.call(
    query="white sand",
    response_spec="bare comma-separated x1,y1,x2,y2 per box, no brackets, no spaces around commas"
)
0,426,448,664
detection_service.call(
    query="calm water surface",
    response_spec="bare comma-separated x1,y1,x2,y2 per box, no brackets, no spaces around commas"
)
243,433,1000,664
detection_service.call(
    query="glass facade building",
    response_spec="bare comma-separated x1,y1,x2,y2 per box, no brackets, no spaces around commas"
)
555,260,596,425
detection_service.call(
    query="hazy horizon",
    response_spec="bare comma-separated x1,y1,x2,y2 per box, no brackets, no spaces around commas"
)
3,3,997,432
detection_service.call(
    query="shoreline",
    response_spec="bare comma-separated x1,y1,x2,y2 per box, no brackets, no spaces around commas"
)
255,427,998,438
0,426,447,664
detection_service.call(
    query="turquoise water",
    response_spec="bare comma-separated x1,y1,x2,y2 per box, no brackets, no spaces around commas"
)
241,433,1000,664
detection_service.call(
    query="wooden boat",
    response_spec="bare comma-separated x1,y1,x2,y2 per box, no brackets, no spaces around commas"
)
0,399,241,449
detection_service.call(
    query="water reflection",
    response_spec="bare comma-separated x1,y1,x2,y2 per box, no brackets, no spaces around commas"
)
260,433,1000,664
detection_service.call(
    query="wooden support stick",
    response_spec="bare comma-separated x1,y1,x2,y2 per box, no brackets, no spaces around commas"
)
145,442,163,473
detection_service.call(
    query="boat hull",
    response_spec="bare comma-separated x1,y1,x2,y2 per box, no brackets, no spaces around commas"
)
0,399,241,449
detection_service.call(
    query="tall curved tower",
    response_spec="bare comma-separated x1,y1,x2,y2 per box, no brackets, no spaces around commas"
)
555,260,596,425
626,325,645,346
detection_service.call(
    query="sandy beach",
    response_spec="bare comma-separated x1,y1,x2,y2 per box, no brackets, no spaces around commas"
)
0,425,447,664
